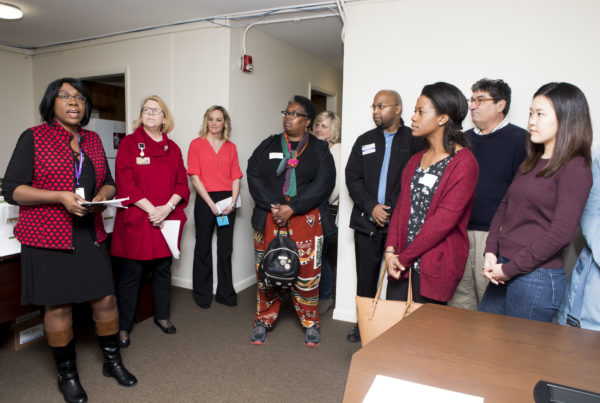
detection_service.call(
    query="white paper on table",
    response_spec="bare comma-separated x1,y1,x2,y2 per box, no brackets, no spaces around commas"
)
78,197,129,208
160,220,181,259
363,375,483,403
215,196,242,215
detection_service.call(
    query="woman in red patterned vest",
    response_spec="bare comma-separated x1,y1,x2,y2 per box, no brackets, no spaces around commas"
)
2,78,136,403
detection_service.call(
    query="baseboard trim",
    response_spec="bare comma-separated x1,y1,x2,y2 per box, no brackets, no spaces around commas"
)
171,275,257,293
332,307,356,323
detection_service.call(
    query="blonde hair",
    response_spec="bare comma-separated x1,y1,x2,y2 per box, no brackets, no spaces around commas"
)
314,111,341,144
133,95,175,134
199,105,232,140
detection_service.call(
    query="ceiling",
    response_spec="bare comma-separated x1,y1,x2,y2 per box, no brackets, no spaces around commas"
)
0,0,345,69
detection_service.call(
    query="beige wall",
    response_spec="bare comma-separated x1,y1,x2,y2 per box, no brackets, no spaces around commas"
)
30,23,232,289
0,46,35,175
335,0,600,322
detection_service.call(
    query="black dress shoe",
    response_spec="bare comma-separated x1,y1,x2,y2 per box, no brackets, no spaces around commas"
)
346,324,361,343
154,318,176,334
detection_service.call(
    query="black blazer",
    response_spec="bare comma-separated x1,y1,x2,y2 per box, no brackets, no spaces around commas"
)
345,125,424,236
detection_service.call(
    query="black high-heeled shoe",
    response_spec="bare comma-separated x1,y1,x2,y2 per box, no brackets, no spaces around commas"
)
154,318,176,334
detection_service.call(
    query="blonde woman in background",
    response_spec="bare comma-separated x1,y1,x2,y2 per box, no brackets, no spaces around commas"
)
187,106,243,308
314,111,341,314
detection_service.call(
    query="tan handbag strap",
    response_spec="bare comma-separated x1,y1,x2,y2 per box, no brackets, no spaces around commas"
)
374,259,415,304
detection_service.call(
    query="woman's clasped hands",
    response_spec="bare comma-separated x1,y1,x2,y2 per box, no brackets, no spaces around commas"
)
481,252,509,285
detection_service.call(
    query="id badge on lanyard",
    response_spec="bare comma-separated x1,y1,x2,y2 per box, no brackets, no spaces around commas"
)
136,143,150,165
74,133,86,199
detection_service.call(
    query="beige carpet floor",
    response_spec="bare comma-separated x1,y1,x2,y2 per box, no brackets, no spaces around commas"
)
0,286,360,402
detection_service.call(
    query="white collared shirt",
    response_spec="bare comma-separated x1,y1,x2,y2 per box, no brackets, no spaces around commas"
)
474,117,509,135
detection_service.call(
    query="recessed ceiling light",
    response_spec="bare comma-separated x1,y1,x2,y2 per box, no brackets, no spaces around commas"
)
0,2,23,20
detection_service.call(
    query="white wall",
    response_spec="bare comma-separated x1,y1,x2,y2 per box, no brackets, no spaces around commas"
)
334,0,600,322
227,27,343,291
0,46,35,175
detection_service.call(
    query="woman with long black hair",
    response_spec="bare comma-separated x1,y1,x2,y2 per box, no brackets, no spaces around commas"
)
479,82,593,322
384,82,479,304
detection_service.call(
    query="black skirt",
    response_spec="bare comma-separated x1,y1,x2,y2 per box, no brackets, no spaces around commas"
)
20,215,115,306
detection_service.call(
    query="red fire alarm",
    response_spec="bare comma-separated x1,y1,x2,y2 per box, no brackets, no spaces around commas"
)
241,54,253,73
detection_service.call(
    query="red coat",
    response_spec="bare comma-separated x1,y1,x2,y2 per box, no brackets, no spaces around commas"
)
111,126,190,260
385,148,479,302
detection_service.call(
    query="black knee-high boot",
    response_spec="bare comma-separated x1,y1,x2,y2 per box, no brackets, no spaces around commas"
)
98,334,137,387
50,340,88,403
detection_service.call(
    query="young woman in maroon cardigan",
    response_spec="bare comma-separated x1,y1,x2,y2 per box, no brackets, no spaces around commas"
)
479,83,593,322
384,82,479,303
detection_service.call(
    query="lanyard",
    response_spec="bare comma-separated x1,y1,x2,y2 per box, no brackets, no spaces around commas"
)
74,133,84,186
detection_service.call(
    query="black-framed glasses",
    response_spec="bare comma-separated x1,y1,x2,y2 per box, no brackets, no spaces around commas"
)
281,111,307,119
371,104,398,111
56,93,86,103
142,107,163,115
469,97,495,106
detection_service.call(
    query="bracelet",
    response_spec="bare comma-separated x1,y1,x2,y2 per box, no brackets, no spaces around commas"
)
384,250,395,255
167,202,176,211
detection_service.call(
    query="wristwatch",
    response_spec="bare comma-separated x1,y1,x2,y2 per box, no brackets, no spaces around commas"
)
167,202,176,211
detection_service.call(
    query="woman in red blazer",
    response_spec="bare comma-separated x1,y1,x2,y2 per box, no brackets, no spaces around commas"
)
384,82,479,303
111,95,190,347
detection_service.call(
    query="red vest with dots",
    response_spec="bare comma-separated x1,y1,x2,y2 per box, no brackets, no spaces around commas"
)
14,121,109,250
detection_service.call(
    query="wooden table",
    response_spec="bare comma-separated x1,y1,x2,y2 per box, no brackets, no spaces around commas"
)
344,304,600,402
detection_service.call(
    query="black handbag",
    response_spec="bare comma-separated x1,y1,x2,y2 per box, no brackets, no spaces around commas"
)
258,228,300,288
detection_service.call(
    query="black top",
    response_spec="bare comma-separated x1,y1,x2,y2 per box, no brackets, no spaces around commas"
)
247,133,335,234
407,154,453,272
345,125,425,236
2,129,115,204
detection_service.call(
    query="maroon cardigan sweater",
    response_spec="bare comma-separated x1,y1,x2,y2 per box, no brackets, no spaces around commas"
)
385,148,479,302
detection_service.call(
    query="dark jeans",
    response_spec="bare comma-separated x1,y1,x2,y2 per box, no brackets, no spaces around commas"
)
192,191,237,307
478,256,566,322
117,257,172,331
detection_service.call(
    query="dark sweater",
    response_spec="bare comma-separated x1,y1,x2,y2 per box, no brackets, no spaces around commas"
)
247,133,335,235
485,157,592,278
465,123,527,231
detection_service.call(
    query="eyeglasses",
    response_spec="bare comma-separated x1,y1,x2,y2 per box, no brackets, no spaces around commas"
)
281,111,307,119
142,107,163,115
56,93,86,103
371,104,398,111
469,97,495,106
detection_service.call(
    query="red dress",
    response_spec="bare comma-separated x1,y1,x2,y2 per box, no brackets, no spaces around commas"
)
111,126,190,260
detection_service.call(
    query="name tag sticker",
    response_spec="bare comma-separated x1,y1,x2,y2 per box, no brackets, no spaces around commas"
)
419,173,438,188
361,143,376,155
269,152,283,160
136,157,150,165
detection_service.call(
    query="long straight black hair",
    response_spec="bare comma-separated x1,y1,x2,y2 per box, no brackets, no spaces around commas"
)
520,82,592,177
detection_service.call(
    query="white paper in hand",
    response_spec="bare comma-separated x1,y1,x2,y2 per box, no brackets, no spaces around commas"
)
160,220,181,259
